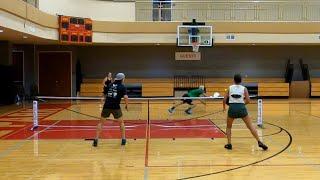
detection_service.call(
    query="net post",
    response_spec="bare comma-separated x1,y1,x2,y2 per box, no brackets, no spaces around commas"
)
31,100,39,131
257,98,263,128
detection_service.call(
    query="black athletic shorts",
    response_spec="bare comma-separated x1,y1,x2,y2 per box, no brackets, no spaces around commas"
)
228,103,248,119
101,108,123,119
181,94,193,105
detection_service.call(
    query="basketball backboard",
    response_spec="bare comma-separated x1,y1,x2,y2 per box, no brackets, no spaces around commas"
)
177,25,213,47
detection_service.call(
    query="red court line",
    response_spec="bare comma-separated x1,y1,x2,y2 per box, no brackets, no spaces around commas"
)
147,164,320,168
0,107,28,117
0,124,34,139
145,117,150,167
0,104,70,119
3,119,225,140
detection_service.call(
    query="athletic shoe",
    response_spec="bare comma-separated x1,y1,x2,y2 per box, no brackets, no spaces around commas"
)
185,109,192,115
168,108,174,113
224,144,232,150
258,141,268,150
93,139,98,147
121,139,126,146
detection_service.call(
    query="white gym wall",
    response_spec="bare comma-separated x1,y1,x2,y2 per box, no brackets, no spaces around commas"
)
38,0,135,21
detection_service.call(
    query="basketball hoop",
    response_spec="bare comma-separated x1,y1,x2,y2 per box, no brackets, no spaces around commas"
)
192,42,200,52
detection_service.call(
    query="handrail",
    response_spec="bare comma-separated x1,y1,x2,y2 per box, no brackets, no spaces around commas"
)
136,0,320,21
136,0,320,3
24,0,38,8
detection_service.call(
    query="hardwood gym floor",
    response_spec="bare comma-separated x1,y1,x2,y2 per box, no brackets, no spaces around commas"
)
0,99,319,179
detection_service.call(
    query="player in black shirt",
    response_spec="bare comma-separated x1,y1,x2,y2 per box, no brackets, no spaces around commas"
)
103,72,112,87
93,73,129,147
101,72,112,104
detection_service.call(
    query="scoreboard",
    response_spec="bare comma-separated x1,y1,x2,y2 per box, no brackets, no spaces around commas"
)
59,16,93,44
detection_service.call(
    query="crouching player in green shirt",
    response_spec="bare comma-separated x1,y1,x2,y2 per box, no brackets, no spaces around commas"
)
168,85,207,115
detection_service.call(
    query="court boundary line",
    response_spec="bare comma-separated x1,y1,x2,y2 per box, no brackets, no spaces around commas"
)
148,163,320,168
144,120,150,166
233,128,282,138
144,100,151,180
208,118,226,135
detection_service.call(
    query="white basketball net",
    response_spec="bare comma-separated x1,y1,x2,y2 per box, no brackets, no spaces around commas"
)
192,42,200,52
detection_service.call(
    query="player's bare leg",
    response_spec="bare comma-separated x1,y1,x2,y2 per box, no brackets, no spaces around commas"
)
168,101,184,113
224,117,234,150
242,115,268,150
119,117,126,145
185,104,196,115
93,117,106,147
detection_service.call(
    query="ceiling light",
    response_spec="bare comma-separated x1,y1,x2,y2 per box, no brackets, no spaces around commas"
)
0,29,3,33
23,35,28,39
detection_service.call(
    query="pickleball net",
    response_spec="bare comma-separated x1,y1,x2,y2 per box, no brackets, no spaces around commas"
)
30,96,263,140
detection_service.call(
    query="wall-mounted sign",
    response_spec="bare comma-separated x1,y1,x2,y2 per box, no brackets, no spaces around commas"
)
175,52,201,61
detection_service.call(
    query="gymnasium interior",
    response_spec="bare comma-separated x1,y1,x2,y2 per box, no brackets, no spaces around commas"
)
0,0,320,179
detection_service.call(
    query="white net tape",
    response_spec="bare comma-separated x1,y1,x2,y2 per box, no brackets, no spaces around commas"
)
36,95,258,100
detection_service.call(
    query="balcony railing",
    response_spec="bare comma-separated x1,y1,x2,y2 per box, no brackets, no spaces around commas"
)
24,0,38,8
135,0,320,21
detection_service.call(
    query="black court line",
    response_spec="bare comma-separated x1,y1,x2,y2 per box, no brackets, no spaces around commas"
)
176,121,293,180
233,128,283,139
208,118,226,135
